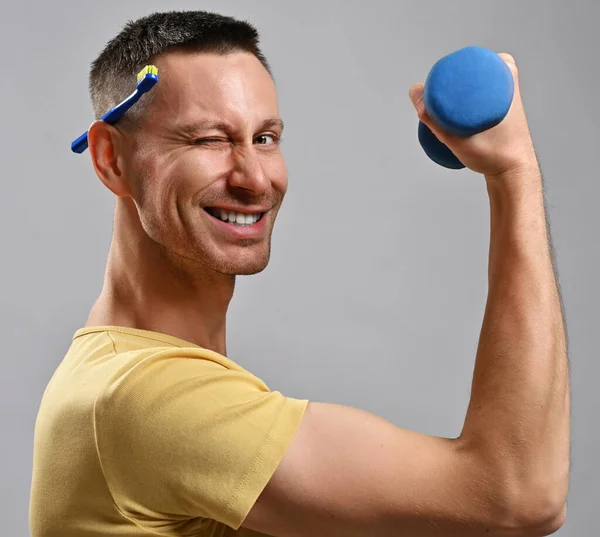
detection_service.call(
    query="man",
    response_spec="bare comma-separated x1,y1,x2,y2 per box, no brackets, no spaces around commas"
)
30,10,570,537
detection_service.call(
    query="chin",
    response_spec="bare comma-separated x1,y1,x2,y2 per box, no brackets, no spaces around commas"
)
208,246,271,276
229,264,268,276
216,260,269,276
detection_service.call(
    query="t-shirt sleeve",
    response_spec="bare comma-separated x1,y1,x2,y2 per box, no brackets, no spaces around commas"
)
93,349,309,530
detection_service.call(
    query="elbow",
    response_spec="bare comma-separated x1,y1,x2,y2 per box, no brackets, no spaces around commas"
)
542,503,567,535
500,486,568,536
516,502,567,536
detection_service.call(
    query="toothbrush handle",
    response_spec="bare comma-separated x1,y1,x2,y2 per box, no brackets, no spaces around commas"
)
70,89,141,154
71,132,89,154
418,46,515,170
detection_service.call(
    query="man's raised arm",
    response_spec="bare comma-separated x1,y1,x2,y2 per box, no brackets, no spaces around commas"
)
240,54,569,537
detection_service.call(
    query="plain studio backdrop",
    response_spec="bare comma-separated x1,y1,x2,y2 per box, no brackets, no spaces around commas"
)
1,0,597,535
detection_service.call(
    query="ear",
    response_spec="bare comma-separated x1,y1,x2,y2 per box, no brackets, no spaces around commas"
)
88,120,133,197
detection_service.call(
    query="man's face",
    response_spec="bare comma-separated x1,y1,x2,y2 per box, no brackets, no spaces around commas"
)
124,51,287,275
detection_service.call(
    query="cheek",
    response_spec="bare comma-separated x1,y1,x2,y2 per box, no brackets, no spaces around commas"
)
146,150,222,204
265,154,288,193
133,154,201,229
171,152,220,196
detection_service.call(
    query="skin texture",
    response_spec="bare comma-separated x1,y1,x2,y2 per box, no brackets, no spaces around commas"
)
86,50,569,536
86,51,286,354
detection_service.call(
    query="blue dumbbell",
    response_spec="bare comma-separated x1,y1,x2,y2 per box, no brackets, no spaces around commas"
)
418,46,515,169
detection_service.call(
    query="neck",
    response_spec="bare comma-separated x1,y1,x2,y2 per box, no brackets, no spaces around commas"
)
86,197,234,355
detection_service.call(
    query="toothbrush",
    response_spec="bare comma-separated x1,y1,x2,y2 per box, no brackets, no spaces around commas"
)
71,65,159,154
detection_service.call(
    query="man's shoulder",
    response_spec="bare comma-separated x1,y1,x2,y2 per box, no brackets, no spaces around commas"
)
79,327,269,416
71,325,247,374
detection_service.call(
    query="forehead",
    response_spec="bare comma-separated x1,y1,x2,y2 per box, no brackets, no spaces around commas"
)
148,51,279,127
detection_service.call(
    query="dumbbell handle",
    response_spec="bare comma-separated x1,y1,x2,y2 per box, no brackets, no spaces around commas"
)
418,46,515,169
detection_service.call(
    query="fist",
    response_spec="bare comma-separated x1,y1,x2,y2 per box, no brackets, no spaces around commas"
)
409,53,537,177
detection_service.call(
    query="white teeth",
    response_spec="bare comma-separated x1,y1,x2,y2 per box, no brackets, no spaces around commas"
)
209,208,262,226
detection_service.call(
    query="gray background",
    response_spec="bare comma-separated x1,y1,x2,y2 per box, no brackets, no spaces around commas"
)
1,0,597,534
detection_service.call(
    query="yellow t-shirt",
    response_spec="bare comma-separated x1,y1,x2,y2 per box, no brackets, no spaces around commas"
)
30,326,309,537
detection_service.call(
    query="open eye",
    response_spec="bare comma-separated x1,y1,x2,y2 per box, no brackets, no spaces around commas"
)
255,134,280,146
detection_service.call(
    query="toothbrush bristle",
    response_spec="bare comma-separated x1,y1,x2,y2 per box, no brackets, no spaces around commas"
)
137,65,158,83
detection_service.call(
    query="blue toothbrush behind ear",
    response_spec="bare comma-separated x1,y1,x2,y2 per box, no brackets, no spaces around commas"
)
71,65,159,154
418,46,515,169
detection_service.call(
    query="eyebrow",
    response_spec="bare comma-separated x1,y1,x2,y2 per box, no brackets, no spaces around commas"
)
175,117,284,136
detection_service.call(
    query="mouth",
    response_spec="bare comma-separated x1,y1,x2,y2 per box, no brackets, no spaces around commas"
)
204,207,266,227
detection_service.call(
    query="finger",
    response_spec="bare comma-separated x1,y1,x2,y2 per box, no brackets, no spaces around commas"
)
496,54,523,117
408,83,425,111
409,83,454,146
497,52,519,84
409,83,435,128
498,52,516,66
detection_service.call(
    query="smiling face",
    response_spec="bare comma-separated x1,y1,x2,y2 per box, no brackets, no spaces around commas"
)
124,50,287,275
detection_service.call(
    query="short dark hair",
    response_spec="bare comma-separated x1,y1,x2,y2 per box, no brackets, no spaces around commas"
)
89,10,271,123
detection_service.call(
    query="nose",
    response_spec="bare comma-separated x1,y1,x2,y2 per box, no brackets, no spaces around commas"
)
227,145,269,195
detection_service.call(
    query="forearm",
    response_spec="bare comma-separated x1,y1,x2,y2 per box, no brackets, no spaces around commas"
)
459,161,570,518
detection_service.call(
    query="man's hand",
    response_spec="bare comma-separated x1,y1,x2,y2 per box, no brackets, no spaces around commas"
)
409,53,538,178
